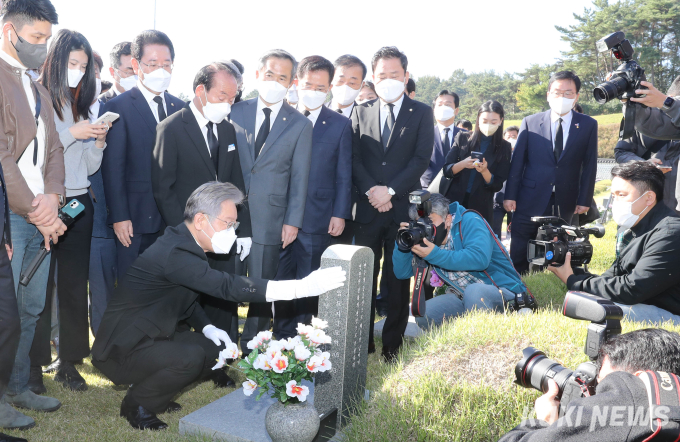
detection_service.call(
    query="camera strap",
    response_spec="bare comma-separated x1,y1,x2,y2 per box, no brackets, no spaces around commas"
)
411,263,428,317
636,371,680,441
16,81,42,166
459,209,535,302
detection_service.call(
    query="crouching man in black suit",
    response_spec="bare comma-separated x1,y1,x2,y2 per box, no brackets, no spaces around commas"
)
91,182,345,431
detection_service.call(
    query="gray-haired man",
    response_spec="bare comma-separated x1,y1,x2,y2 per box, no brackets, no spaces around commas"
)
229,49,313,354
92,182,344,431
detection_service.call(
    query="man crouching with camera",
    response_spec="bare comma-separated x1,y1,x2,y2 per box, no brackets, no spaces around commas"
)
501,328,680,441
392,192,530,331
548,161,680,324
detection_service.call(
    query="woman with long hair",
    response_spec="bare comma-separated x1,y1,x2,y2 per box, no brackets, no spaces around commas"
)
439,100,512,225
29,29,110,393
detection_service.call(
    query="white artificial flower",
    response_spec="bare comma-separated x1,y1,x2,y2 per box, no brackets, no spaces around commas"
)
297,323,314,337
243,379,257,396
253,354,272,371
306,355,324,373
283,336,303,351
211,343,239,370
294,345,311,361
308,329,331,345
311,317,328,329
256,330,273,341
270,354,289,374
285,380,309,402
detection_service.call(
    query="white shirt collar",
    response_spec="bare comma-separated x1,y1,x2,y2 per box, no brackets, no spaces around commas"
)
437,121,457,133
137,79,164,106
190,100,209,129
550,109,573,126
298,104,323,126
257,95,284,117
112,85,121,96
0,48,26,71
329,100,355,116
379,93,405,114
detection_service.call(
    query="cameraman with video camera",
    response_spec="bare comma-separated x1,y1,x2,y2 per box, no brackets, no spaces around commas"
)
392,192,529,331
500,327,680,441
548,161,680,324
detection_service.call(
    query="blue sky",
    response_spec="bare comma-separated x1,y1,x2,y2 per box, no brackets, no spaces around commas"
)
49,0,598,96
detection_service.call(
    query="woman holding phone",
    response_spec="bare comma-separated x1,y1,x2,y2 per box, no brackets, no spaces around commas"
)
29,29,110,394
439,100,512,225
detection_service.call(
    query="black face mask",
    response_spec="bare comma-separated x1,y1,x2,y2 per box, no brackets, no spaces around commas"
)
433,221,447,246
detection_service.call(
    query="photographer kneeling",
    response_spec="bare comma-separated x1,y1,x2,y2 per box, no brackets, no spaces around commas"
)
392,193,527,330
549,161,680,324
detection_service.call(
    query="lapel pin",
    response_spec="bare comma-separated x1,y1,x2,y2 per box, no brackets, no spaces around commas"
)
322,121,326,124
283,117,287,121
171,103,175,107
409,108,413,112
575,123,579,129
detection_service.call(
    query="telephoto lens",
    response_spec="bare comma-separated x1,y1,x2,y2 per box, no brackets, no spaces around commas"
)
514,347,574,394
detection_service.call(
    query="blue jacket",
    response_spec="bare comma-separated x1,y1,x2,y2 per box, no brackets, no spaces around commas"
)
301,106,353,235
505,110,598,219
393,202,525,294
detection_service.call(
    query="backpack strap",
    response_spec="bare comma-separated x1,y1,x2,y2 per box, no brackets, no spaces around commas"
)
637,371,680,441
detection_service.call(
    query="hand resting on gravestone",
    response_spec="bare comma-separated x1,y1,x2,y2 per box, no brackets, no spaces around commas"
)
265,267,346,302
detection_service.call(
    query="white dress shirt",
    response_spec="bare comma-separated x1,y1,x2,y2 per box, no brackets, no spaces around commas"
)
379,93,405,132
437,122,457,145
0,48,46,196
550,109,573,151
255,96,284,136
137,80,167,123
189,101,218,155
298,104,323,127
329,100,354,118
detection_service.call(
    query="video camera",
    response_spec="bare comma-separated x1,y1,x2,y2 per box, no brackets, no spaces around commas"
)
592,31,647,139
527,216,605,268
514,291,623,415
396,190,436,252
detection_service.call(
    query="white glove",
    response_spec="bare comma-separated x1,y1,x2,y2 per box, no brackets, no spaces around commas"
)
202,324,232,347
266,266,346,301
236,237,252,261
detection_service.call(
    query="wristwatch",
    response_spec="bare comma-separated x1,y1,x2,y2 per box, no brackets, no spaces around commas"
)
662,96,675,111
387,187,395,196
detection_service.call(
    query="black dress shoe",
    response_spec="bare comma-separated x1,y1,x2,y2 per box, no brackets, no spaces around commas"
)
211,369,236,388
43,358,83,374
54,361,88,392
162,401,182,414
120,395,168,431
0,433,28,442
27,366,47,395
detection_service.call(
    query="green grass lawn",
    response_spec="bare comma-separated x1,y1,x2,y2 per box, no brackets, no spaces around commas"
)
2,220,634,442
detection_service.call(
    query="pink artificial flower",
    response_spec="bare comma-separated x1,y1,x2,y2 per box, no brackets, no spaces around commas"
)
429,272,444,288
243,379,257,396
271,354,289,374
285,380,309,402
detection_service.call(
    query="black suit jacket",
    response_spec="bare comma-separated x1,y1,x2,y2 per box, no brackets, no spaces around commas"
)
351,95,434,224
91,223,267,370
151,104,251,236
441,131,512,223
98,88,118,104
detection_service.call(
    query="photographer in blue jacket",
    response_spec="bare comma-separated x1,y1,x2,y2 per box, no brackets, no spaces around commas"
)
392,193,528,330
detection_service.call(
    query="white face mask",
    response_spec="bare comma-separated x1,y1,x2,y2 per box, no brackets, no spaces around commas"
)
374,78,405,102
332,83,361,106
201,218,237,254
286,83,298,103
200,88,231,124
298,89,327,110
257,79,289,104
68,68,85,88
507,138,517,148
94,77,102,98
117,71,138,91
479,123,500,137
612,191,650,229
141,67,172,93
434,105,455,122
548,95,576,115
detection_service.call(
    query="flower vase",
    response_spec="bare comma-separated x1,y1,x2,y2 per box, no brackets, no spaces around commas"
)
265,400,320,442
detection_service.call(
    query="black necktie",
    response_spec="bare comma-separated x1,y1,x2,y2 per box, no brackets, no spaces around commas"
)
254,107,271,159
206,123,219,172
443,127,451,153
153,96,166,122
554,118,563,162
304,110,311,117
381,103,395,151
336,108,343,114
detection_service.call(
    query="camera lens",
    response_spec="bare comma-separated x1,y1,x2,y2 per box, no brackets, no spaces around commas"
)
593,76,630,104
515,347,573,393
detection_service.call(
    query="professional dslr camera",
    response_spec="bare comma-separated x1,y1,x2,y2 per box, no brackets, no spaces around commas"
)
527,216,605,268
514,291,623,415
396,190,436,252
592,31,647,139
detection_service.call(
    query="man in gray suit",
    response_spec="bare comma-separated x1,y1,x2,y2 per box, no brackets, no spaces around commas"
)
230,49,313,353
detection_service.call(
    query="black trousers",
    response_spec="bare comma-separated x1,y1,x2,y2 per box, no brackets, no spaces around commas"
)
31,194,94,365
354,212,410,352
330,219,354,245
200,251,239,342
273,231,331,339
93,330,218,413
0,244,20,398
116,230,160,280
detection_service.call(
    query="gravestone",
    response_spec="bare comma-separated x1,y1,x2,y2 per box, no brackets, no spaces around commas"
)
314,244,374,431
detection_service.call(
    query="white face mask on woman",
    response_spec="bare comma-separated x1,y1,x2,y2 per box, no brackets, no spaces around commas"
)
611,191,650,229
68,68,85,88
479,123,500,137
201,217,237,254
